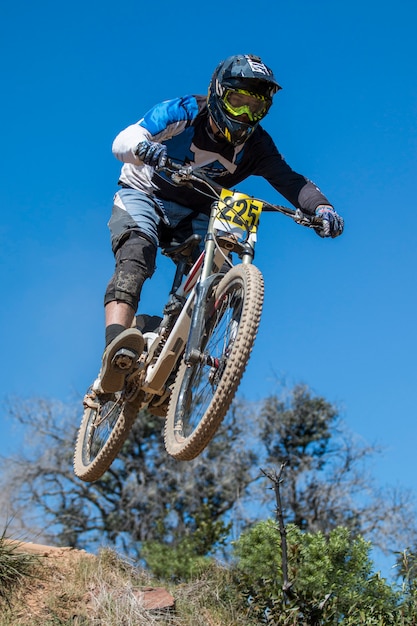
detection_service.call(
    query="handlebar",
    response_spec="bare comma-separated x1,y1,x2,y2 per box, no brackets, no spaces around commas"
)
157,159,323,230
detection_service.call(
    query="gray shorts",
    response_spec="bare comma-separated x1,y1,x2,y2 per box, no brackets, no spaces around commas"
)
108,188,209,253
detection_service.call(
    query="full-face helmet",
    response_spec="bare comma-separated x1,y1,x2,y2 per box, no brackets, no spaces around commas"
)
207,54,282,146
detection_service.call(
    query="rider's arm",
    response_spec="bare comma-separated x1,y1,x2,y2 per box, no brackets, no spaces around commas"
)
112,123,151,164
249,128,333,215
112,95,204,165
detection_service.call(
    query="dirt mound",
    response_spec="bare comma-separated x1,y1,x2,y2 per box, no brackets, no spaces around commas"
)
6,540,175,624
9,539,93,558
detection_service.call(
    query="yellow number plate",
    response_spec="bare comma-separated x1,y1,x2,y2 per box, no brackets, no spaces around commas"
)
215,189,263,235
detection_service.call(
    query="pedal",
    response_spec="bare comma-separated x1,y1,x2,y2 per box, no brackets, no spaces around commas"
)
83,391,100,410
112,348,137,371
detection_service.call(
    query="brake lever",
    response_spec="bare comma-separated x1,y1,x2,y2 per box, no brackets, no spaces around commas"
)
294,209,323,229
171,164,194,185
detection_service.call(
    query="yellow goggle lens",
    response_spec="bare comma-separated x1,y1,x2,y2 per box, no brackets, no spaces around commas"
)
223,89,269,122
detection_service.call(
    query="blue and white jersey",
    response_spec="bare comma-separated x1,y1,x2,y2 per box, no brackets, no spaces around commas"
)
112,95,331,215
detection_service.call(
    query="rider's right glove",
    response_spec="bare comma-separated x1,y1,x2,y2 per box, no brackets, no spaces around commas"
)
136,140,167,168
314,205,344,238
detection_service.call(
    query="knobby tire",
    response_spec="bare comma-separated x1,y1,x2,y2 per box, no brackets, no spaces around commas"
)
164,263,264,461
73,393,138,482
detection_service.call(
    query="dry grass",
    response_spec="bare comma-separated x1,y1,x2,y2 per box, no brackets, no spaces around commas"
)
0,531,40,605
0,541,251,626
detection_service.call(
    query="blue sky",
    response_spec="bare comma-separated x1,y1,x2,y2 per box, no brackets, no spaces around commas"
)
1,0,417,560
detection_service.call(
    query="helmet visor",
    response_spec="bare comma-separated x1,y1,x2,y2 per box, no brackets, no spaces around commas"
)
222,89,271,123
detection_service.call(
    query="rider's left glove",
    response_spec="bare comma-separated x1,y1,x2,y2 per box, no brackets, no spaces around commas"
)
314,205,344,238
136,140,167,169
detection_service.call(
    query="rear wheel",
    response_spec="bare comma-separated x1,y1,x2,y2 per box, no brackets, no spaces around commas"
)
73,391,138,482
164,264,264,460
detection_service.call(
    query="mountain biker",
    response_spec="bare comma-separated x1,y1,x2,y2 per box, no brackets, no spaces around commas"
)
96,53,344,394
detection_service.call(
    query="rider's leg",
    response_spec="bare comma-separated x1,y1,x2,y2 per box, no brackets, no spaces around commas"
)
104,188,161,336
105,301,135,342
158,200,209,255
98,190,161,392
100,230,158,392
104,229,157,335
105,301,134,327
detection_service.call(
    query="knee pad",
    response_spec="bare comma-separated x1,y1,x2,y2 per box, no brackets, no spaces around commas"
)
104,231,157,310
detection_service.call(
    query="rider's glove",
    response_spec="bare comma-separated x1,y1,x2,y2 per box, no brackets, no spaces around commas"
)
136,140,167,169
314,205,344,238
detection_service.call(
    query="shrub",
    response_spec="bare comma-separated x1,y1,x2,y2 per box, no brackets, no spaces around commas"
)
232,521,402,624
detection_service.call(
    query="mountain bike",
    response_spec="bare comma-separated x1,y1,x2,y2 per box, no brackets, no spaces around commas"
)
73,161,322,482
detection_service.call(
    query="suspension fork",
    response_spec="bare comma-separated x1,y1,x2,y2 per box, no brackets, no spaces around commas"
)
184,236,220,365
184,272,220,365
183,206,256,365
183,206,221,365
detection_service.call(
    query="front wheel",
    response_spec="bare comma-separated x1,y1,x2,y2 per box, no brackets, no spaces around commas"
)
73,390,139,482
164,264,264,461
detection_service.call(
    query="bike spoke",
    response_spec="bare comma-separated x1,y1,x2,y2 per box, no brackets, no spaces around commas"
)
83,395,123,465
176,285,244,438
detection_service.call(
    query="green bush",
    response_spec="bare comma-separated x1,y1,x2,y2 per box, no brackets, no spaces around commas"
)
141,537,212,581
232,521,404,624
142,504,230,581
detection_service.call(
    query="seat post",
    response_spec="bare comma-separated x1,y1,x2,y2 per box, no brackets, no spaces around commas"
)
161,234,202,295
170,257,188,294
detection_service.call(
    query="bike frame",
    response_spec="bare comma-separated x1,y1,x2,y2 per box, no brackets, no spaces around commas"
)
141,205,249,395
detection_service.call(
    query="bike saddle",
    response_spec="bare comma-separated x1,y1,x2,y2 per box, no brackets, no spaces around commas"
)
161,234,202,263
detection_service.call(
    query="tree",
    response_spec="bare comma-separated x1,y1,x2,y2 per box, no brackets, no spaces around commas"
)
1,383,416,578
0,396,257,568
256,384,417,553
232,462,417,624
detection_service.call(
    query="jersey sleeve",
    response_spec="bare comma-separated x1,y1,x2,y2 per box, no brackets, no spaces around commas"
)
112,95,201,165
251,129,333,214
